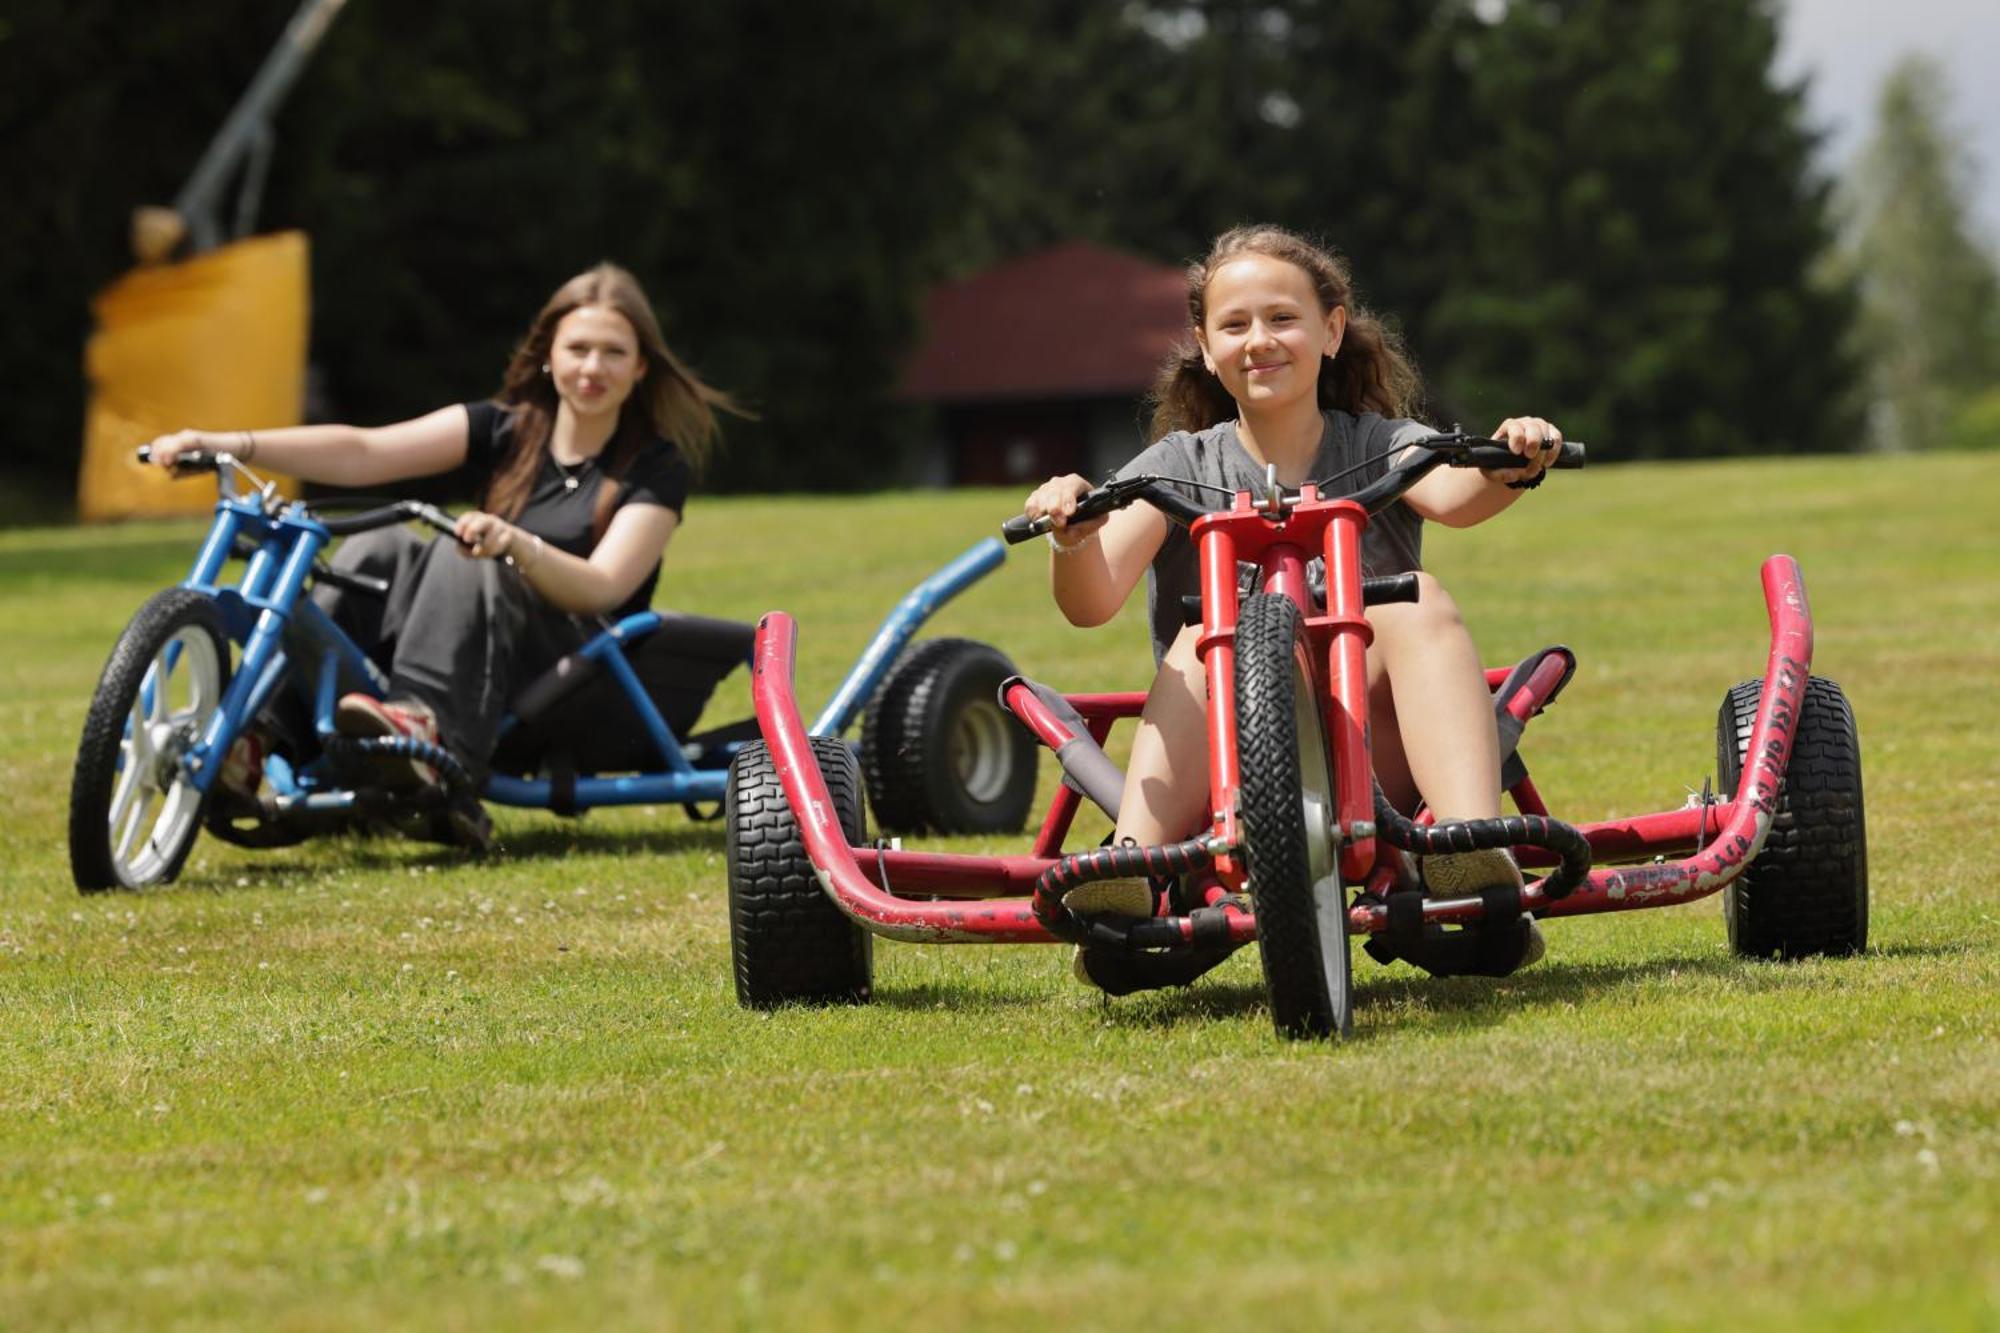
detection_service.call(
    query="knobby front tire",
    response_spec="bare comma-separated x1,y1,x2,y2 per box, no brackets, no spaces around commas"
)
726,737,875,1008
1716,676,1869,959
1235,593,1351,1039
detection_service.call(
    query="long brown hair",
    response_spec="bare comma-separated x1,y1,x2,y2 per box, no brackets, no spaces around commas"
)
1148,225,1423,439
484,262,747,530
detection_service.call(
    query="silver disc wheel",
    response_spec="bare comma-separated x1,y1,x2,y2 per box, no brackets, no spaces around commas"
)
949,695,1015,805
859,637,1038,835
70,589,232,891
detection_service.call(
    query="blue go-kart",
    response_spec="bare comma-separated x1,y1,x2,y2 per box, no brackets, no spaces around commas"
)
68,449,1036,891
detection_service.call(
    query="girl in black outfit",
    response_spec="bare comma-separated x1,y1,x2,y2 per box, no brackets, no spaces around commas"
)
146,262,742,789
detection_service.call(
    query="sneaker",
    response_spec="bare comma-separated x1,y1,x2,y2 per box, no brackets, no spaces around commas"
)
1421,847,1523,897
1518,916,1547,969
335,694,442,789
1423,847,1545,970
1060,877,1156,920
1062,878,1153,993
217,730,266,803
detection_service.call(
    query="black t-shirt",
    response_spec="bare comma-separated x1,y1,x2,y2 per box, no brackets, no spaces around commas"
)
463,400,691,620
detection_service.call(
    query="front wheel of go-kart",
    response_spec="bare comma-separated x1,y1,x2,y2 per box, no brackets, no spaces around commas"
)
860,637,1037,836
1716,675,1868,959
69,588,232,892
1236,594,1351,1039
726,737,874,1008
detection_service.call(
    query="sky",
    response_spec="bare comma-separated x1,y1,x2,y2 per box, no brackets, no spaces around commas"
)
1774,0,2000,244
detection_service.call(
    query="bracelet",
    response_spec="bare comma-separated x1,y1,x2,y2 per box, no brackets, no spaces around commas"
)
1047,527,1099,555
239,430,258,462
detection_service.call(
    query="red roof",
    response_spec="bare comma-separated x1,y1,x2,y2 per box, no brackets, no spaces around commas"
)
899,241,1191,402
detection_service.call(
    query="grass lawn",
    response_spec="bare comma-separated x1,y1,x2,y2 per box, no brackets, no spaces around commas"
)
1,453,1995,1330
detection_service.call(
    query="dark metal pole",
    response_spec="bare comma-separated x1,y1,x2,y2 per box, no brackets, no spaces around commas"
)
171,0,349,252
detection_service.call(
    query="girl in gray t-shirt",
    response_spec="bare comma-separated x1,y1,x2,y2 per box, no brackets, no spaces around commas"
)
1020,225,1567,985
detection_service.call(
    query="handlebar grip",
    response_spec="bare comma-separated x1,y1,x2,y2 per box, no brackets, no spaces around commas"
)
1361,574,1421,606
1001,513,1053,544
136,445,219,473
1457,440,1586,471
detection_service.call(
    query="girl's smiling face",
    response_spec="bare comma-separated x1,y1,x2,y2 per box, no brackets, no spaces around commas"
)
1197,254,1345,415
548,303,647,422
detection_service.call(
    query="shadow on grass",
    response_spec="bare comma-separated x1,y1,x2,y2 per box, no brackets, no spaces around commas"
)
491,821,726,860
1085,943,1900,1039
148,817,727,895
874,981,1060,1015
1356,949,1746,1018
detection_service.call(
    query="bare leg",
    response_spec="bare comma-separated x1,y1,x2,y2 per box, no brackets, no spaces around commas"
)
1365,573,1500,820
1367,575,1540,965
1113,624,1211,846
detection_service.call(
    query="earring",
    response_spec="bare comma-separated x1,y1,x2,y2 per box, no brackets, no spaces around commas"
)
541,363,552,375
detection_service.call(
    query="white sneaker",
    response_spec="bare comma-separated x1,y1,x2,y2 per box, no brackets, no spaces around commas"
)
1423,847,1544,971
1421,847,1523,897
1060,877,1155,919
1062,878,1154,993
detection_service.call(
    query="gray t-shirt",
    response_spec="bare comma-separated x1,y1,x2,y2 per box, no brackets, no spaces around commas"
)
1114,410,1435,662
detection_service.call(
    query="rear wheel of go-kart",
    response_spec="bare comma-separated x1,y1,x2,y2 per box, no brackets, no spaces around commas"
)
1235,594,1351,1039
860,637,1036,835
69,588,232,892
726,736,874,1008
1716,675,1868,959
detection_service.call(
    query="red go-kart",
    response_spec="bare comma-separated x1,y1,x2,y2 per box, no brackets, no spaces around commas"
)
725,434,1867,1039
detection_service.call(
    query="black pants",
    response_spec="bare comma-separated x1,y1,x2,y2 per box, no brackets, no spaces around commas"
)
312,527,590,778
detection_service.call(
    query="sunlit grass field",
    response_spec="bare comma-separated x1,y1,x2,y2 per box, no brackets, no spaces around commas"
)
1,453,1995,1330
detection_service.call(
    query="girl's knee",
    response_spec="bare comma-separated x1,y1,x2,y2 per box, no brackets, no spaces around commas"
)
1373,571,1467,642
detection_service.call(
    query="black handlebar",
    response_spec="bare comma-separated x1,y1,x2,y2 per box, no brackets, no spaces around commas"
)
1458,440,1586,472
1000,473,1213,544
1002,433,1587,544
135,445,463,541
318,500,459,538
136,444,220,474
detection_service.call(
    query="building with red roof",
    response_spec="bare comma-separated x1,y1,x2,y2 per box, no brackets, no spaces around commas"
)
899,241,1191,485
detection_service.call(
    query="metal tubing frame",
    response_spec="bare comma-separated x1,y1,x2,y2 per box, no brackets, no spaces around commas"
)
1349,555,1814,931
760,555,1814,948
757,612,1056,942
156,501,1007,817
807,538,1007,737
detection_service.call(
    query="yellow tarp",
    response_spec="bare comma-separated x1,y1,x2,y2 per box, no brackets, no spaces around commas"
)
78,231,309,521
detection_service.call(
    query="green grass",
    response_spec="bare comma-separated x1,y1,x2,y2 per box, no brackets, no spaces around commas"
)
2,455,1996,1330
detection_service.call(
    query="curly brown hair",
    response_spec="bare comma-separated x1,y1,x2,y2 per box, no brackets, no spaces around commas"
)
1148,225,1423,439
484,263,747,533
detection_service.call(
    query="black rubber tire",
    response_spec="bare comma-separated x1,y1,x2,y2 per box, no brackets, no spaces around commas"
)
860,637,1036,835
1235,594,1351,1039
726,736,874,1008
1716,675,1869,959
70,588,232,892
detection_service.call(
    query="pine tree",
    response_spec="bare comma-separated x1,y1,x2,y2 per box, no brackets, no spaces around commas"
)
1839,54,2000,451
1417,0,1860,456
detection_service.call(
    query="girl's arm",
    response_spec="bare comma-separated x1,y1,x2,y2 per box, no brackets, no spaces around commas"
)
1404,415,1563,528
1023,474,1170,627
454,502,679,617
144,405,472,488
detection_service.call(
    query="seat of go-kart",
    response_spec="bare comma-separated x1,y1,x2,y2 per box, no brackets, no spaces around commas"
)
488,612,757,776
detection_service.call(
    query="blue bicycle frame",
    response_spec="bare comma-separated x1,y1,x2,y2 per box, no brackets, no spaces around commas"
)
173,474,1007,817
